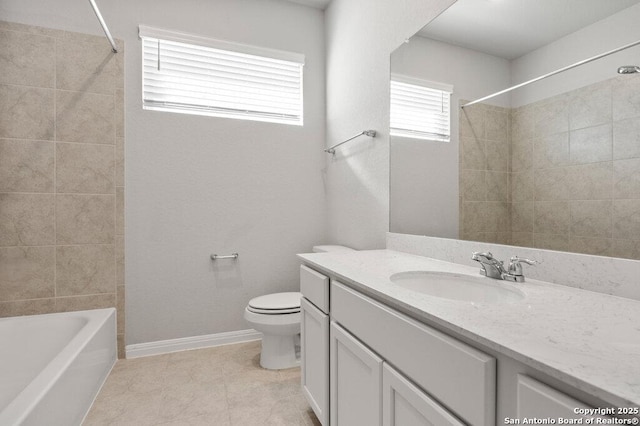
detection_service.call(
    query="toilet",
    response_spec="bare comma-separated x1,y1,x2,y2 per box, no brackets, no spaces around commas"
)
244,244,354,370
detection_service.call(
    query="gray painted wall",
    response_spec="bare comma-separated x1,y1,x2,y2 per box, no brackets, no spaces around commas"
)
324,0,456,249
511,3,640,106
1,0,327,345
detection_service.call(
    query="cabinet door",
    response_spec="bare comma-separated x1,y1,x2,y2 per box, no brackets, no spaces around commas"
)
330,321,383,426
383,364,464,426
301,297,329,425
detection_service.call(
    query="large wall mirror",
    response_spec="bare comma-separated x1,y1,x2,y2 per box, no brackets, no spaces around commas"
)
390,0,640,260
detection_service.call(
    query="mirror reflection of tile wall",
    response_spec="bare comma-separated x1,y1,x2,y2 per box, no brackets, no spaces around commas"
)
459,75,640,260
459,103,511,246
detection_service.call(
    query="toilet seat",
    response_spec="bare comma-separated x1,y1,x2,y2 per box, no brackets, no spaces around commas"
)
247,306,300,314
247,292,301,315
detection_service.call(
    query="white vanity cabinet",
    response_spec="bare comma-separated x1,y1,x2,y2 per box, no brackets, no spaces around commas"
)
329,319,469,426
331,280,496,426
300,266,330,425
300,262,495,426
299,263,623,426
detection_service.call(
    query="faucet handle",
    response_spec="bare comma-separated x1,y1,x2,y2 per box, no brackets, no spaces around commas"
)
472,251,494,261
508,256,539,276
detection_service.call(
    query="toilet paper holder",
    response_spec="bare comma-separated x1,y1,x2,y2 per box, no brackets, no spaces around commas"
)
210,253,239,260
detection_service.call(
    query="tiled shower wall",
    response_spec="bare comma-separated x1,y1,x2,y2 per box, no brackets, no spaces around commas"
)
0,22,126,356
460,75,640,261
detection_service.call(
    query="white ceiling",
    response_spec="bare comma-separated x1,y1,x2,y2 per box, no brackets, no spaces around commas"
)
418,0,640,59
283,0,331,10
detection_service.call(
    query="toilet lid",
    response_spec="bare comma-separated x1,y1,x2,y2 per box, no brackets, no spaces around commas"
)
248,292,301,311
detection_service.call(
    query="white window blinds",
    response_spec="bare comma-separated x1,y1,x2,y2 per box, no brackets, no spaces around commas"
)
390,77,452,142
140,26,304,125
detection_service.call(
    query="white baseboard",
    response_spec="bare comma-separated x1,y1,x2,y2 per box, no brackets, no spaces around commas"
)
125,329,262,359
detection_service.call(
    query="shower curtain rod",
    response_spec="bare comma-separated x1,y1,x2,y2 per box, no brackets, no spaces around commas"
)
461,37,640,108
88,0,118,53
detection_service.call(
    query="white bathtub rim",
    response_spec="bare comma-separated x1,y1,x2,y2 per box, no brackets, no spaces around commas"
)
0,308,116,425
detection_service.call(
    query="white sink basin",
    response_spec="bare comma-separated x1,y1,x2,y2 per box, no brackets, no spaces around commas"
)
389,271,525,303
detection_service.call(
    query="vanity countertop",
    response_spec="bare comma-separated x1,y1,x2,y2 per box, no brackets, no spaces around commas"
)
297,249,640,408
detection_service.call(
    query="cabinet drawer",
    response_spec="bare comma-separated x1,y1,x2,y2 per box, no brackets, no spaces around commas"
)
300,265,329,314
517,375,608,421
332,281,496,426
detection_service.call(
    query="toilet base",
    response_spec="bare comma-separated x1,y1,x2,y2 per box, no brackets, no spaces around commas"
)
244,306,301,371
259,333,300,370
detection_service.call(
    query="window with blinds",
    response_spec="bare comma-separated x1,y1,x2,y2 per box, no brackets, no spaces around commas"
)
390,77,452,142
140,26,304,125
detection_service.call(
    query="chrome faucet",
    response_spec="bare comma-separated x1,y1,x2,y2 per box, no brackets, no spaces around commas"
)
471,252,506,279
471,252,538,282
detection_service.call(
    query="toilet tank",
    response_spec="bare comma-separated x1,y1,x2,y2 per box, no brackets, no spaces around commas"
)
312,245,355,253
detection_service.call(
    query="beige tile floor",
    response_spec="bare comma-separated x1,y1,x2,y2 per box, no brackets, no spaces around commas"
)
84,340,321,426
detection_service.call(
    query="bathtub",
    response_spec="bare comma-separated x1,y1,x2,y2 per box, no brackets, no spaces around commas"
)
0,308,116,426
